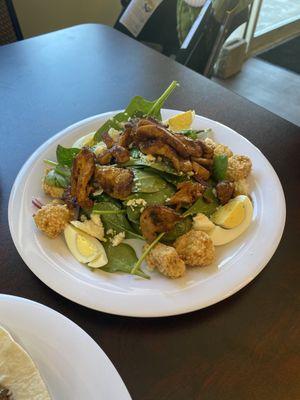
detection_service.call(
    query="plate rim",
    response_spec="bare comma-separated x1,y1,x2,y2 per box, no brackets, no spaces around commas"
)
8,110,286,317
0,294,132,399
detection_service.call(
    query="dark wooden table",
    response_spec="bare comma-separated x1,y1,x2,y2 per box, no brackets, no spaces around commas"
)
1,24,299,400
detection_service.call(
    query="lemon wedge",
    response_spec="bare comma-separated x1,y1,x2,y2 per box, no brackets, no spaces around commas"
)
211,196,247,229
168,110,195,131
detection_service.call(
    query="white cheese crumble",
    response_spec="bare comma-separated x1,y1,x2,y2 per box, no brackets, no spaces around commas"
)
93,142,107,156
110,231,125,247
108,128,121,141
126,198,147,211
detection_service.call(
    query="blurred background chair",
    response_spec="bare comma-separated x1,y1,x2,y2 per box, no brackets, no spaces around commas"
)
114,0,252,77
0,0,23,45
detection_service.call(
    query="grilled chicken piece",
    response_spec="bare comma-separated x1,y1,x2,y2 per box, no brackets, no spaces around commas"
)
135,124,189,158
94,166,133,200
102,131,116,148
191,161,210,180
140,205,182,242
97,145,130,165
138,140,182,171
191,156,213,166
173,134,203,158
167,181,205,210
71,148,95,208
216,180,234,205
118,122,135,148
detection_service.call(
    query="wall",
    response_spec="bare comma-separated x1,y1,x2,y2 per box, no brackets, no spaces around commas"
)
14,0,122,39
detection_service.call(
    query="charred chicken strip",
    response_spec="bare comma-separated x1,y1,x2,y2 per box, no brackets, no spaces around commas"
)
191,156,213,166
138,140,182,171
173,133,203,158
191,161,210,180
167,181,205,210
71,148,95,208
102,131,116,148
140,205,182,242
97,145,130,165
118,122,135,148
216,181,234,205
94,165,133,200
135,124,189,158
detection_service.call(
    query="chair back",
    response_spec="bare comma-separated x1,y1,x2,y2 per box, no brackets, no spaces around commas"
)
0,0,23,45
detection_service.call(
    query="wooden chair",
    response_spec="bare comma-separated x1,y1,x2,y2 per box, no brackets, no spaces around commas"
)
0,0,23,45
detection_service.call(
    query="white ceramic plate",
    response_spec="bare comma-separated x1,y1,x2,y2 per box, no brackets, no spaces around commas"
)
8,110,286,317
0,294,131,399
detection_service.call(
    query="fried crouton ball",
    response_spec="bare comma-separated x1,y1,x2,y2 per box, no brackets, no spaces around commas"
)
34,203,71,238
42,180,64,198
233,178,249,196
214,144,233,158
227,155,252,181
174,230,215,267
145,243,186,279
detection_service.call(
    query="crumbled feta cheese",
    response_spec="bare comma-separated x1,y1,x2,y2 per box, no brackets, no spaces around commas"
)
110,231,125,247
80,214,87,222
187,171,194,176
93,142,107,156
126,198,147,211
108,128,121,141
106,228,115,236
212,188,217,197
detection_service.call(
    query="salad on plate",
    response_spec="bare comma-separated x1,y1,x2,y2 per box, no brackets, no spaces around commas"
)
33,82,253,279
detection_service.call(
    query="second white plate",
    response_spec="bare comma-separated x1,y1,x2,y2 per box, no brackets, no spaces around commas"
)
8,110,286,317
0,295,131,399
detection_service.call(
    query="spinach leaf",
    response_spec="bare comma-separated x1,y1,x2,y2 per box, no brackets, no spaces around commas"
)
178,130,199,140
162,217,193,243
93,202,139,239
132,169,168,193
56,145,80,167
178,128,213,140
212,154,228,182
125,185,175,224
124,150,181,175
102,242,149,279
183,188,218,217
154,170,188,186
44,164,71,188
94,81,179,142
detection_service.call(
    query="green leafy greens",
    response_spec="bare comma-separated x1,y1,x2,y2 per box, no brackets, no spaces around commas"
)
102,242,149,279
94,81,179,142
212,154,228,182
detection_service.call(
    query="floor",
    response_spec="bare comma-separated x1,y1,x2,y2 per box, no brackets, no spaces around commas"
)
258,36,300,74
214,58,300,127
256,0,300,34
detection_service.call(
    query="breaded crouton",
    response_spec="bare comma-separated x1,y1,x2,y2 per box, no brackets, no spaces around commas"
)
42,180,64,198
146,243,186,279
233,179,249,196
214,144,233,158
34,203,70,238
227,155,252,181
174,230,215,267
